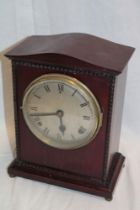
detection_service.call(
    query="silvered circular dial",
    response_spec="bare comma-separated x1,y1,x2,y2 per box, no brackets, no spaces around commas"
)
22,74,102,149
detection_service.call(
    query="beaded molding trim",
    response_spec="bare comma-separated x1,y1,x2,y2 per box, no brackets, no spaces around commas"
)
11,59,116,185
14,158,103,186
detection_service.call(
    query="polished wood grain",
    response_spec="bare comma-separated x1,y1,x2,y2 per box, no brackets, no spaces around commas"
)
5,33,134,200
8,153,125,200
6,33,134,74
14,64,110,180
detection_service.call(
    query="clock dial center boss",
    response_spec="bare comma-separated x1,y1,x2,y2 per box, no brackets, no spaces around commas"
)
22,74,102,149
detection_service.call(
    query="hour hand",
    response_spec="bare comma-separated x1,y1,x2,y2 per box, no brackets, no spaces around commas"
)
57,110,66,135
59,124,66,135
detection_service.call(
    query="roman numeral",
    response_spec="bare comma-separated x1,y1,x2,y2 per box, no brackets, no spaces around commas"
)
72,89,77,96
78,126,87,134
30,106,38,111
83,116,90,120
58,83,64,93
43,128,49,137
44,85,51,92
33,94,41,99
80,102,88,107
34,117,40,122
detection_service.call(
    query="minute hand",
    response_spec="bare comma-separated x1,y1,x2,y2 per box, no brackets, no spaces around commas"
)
29,112,58,117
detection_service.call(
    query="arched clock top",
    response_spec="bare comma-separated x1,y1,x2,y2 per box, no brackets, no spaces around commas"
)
6,33,134,74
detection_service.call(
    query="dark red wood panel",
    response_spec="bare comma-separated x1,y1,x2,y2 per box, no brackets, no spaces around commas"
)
15,65,110,179
6,33,135,73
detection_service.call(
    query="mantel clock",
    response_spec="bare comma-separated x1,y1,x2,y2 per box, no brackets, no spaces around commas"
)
5,33,134,200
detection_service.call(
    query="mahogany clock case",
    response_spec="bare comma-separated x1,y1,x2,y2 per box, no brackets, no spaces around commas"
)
5,33,135,200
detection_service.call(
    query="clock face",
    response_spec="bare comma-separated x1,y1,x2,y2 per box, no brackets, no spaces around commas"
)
22,74,102,149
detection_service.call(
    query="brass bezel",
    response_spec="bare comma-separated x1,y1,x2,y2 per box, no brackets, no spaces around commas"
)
22,74,103,149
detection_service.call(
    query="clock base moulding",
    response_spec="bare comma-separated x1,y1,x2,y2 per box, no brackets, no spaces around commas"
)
8,152,125,201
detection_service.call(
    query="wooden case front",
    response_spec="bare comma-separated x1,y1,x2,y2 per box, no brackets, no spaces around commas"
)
12,59,115,185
